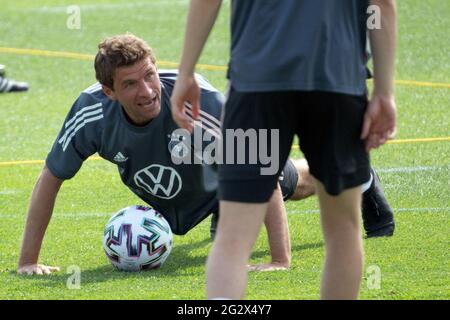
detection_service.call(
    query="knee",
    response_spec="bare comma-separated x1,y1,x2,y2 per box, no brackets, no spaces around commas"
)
290,159,316,200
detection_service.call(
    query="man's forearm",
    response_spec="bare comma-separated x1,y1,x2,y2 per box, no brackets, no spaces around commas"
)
369,0,397,96
18,167,62,267
178,0,222,76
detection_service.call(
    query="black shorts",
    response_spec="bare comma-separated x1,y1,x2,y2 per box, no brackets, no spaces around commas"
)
218,87,370,202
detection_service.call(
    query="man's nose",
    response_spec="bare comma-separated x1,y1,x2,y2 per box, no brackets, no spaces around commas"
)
138,80,153,96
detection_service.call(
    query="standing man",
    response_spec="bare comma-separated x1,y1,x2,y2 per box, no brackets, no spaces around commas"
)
171,0,397,299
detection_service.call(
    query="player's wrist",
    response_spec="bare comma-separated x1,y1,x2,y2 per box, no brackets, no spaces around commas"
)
177,65,196,79
372,86,395,100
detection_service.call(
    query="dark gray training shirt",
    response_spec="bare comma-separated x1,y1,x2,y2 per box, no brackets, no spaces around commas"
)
229,0,369,95
46,70,224,235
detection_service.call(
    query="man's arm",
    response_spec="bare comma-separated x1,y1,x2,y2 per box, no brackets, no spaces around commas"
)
171,0,222,131
248,186,291,272
361,0,397,151
18,165,63,275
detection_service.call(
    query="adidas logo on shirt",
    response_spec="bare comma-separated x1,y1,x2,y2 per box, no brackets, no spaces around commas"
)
114,152,128,163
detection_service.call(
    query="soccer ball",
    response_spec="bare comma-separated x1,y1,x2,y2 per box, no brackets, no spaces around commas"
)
103,205,173,271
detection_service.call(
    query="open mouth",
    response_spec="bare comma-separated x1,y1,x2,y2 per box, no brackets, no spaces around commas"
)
138,96,158,109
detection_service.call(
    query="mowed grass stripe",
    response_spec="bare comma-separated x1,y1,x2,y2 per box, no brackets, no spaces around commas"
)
1,46,449,88
0,47,227,72
287,207,450,215
0,156,102,167
1,207,448,218
0,138,449,167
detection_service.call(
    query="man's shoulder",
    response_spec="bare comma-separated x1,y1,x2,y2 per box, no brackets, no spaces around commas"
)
158,69,179,84
70,82,116,114
79,82,109,104
159,69,224,119
159,69,221,94
61,82,119,132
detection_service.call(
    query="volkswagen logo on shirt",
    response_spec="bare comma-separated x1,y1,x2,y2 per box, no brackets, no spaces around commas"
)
134,164,182,199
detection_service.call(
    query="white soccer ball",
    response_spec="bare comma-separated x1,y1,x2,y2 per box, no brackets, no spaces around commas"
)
103,205,173,271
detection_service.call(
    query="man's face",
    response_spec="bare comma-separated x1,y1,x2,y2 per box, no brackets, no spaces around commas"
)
103,57,161,126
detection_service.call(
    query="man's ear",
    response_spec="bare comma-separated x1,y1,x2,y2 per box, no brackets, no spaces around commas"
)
102,85,116,100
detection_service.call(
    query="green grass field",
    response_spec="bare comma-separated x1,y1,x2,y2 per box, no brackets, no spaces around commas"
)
0,0,449,300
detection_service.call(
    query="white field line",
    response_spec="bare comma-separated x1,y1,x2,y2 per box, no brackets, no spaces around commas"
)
375,165,449,174
0,212,114,219
0,190,17,195
29,1,189,13
288,207,450,215
0,207,449,219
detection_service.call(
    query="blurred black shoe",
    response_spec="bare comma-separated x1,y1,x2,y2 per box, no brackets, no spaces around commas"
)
210,212,218,240
0,76,29,93
362,168,395,238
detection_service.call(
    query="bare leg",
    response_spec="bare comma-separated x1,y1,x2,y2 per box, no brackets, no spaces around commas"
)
206,200,268,299
290,159,316,200
290,159,395,238
315,180,364,300
248,185,291,271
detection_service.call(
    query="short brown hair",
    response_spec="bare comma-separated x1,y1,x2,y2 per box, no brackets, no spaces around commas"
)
94,33,156,89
